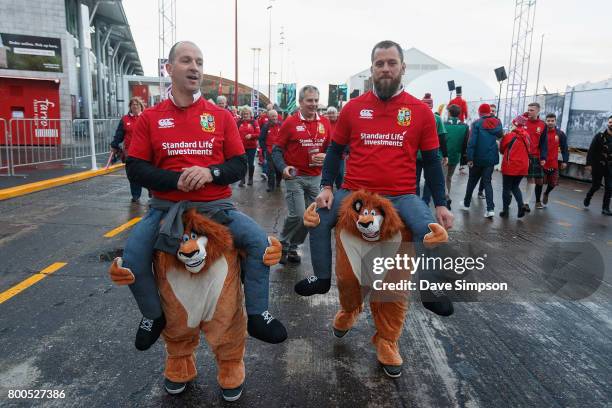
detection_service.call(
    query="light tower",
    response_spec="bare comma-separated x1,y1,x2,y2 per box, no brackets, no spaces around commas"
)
502,0,537,127
158,0,176,100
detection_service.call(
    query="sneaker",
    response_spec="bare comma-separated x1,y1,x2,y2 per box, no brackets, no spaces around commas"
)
294,276,331,296
583,195,591,207
279,248,288,265
535,202,545,209
518,206,526,218
131,197,140,203
499,210,509,218
287,249,301,264
164,378,187,395
484,210,495,218
603,209,612,216
222,384,244,402
238,179,245,187
260,173,268,181
332,326,351,338
420,286,454,316
461,203,470,211
478,192,485,199
135,314,166,351
382,364,402,378
523,204,531,212
542,193,549,205
247,311,287,344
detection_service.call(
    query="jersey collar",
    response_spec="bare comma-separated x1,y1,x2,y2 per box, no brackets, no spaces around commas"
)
372,85,405,101
298,110,320,121
168,87,202,108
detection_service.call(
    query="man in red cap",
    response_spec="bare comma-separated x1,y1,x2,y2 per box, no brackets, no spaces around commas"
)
461,103,503,218
448,86,468,123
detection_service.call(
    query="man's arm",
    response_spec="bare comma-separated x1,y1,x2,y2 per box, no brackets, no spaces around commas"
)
126,156,181,190
320,141,346,186
210,154,247,185
539,129,548,161
421,148,446,207
258,123,269,151
585,133,599,166
271,145,287,171
110,120,125,149
559,130,570,163
466,123,478,162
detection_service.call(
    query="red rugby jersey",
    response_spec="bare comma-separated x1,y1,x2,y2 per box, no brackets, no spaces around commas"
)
129,97,245,202
237,119,260,150
333,90,439,195
545,127,561,169
265,122,281,153
121,113,140,153
277,112,331,176
525,117,546,158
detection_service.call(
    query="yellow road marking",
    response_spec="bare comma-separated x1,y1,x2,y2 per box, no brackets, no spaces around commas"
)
557,221,572,228
104,217,142,238
553,200,582,211
0,262,67,304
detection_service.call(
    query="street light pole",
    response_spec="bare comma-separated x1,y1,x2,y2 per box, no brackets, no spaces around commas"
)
234,0,239,107
267,1,273,101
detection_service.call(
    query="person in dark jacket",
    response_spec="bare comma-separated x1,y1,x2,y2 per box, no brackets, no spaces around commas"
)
535,113,569,208
461,104,503,218
110,97,146,202
584,115,612,215
499,115,531,218
444,104,469,210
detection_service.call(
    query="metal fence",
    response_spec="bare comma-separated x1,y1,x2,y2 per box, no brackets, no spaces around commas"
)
0,118,120,176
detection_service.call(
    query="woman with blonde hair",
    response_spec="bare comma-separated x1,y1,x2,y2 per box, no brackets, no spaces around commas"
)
237,106,260,186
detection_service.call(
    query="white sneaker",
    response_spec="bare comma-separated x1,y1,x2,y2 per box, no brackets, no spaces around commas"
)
461,204,470,211
484,210,495,218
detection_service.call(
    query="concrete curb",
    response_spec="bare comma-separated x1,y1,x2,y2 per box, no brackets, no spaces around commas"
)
0,164,125,201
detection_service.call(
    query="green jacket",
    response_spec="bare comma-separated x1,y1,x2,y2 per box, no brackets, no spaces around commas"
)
417,113,447,161
444,117,469,166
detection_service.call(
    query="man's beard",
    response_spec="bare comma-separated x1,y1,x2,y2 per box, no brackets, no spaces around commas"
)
373,76,402,100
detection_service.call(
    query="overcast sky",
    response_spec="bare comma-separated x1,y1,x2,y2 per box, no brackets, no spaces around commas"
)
122,0,612,104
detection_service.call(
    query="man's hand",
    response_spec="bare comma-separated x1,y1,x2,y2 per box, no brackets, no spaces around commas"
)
312,153,326,166
283,166,297,179
442,157,449,166
178,166,213,192
435,205,454,230
316,187,334,210
467,161,474,168
245,134,252,140
560,162,568,170
540,160,546,167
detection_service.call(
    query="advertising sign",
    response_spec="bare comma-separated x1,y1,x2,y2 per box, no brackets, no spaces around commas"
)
0,33,62,72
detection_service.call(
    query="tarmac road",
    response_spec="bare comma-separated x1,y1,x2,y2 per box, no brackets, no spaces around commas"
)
0,168,610,407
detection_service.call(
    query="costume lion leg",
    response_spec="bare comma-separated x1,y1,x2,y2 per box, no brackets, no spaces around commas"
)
333,240,364,332
162,327,200,383
370,300,408,366
201,256,247,390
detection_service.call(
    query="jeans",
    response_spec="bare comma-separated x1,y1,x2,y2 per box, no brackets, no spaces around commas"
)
265,151,283,190
280,175,320,250
122,207,272,317
309,189,435,280
245,148,257,180
502,175,524,210
464,165,494,211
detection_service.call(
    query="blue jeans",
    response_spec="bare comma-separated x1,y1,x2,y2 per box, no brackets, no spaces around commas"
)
309,189,435,280
464,165,494,211
246,148,257,178
122,207,272,317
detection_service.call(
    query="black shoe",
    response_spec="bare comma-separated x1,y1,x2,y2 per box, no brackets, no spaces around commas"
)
523,204,531,212
294,276,331,296
499,210,509,218
478,192,485,199
135,314,166,351
164,378,187,395
239,179,245,187
247,178,253,186
446,198,452,211
279,248,288,265
584,195,591,207
247,311,287,344
130,197,140,203
518,206,526,218
603,209,612,216
222,384,244,402
266,187,273,192
382,364,402,378
287,250,301,264
420,287,454,316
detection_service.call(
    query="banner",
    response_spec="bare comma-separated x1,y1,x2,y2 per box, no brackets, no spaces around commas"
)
0,33,62,72
277,83,296,113
328,84,349,108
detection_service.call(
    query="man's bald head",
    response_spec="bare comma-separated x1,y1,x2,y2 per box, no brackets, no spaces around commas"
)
168,41,201,63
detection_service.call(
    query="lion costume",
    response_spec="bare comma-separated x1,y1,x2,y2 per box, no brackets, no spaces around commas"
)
304,190,448,377
109,209,281,395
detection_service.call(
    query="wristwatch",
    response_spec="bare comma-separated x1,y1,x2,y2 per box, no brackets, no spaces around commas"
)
320,185,332,192
211,167,221,178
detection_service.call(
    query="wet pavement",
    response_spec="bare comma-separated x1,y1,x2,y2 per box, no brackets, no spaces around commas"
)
0,167,610,407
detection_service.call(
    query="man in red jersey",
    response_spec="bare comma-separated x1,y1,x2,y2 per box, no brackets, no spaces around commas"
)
535,113,568,208
272,85,331,264
448,86,468,123
116,43,287,387
296,41,454,317
522,102,548,212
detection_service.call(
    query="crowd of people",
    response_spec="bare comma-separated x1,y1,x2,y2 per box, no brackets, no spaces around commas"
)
107,39,611,398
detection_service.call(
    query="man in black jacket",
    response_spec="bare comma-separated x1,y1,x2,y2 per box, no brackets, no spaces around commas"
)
584,115,612,215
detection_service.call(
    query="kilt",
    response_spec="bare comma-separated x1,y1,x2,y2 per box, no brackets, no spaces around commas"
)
527,156,543,179
543,168,559,186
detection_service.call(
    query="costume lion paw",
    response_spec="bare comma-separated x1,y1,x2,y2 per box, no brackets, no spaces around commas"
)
423,223,448,248
109,257,135,285
303,203,320,228
262,236,282,266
